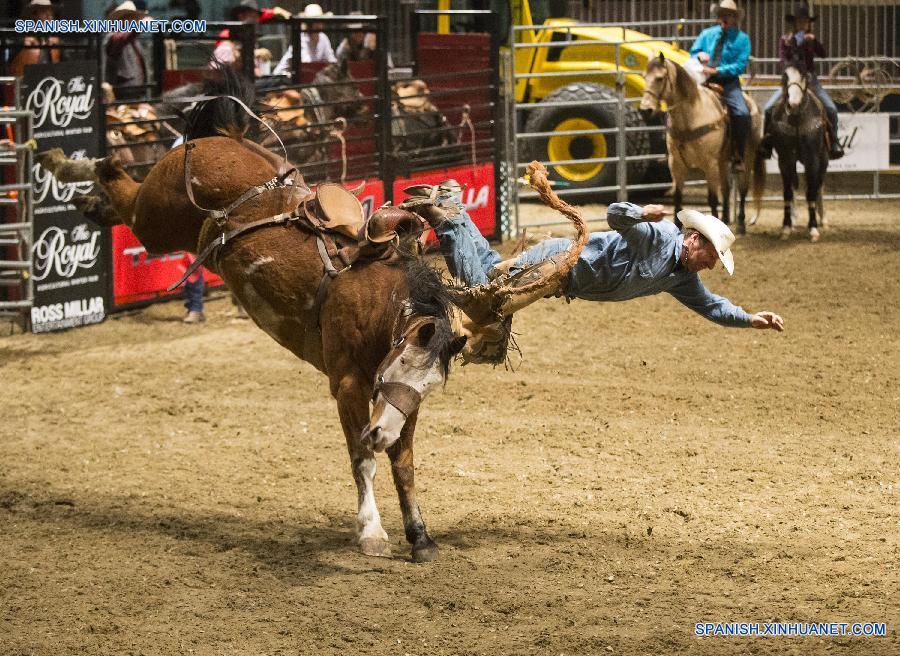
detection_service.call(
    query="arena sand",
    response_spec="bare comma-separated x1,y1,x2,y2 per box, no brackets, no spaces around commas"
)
1,200,897,655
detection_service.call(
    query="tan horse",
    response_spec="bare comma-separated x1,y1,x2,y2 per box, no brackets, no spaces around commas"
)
38,96,579,561
640,53,764,233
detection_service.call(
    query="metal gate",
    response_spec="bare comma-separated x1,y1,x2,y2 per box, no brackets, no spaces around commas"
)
0,76,34,325
508,5,900,234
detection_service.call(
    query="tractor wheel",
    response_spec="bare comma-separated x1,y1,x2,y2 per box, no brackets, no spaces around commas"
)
523,83,649,198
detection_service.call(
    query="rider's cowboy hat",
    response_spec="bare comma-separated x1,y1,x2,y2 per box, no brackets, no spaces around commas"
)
23,0,55,17
677,209,736,275
713,1,740,16
786,3,817,22
108,0,148,21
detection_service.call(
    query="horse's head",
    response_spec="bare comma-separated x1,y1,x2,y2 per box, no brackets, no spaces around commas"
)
640,53,672,118
361,262,466,453
783,65,809,115
363,315,466,452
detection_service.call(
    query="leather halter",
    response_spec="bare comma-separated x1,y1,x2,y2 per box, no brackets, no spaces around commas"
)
642,67,672,107
371,315,435,419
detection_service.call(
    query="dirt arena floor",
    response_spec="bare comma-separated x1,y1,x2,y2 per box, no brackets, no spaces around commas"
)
1,199,897,655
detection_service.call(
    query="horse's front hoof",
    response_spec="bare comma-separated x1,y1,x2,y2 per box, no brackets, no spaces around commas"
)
736,223,746,236
780,227,792,240
411,541,439,563
359,537,393,558
809,228,820,243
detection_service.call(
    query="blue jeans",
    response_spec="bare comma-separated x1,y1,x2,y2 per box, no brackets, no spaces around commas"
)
764,73,839,143
711,76,750,154
435,206,570,286
183,274,204,313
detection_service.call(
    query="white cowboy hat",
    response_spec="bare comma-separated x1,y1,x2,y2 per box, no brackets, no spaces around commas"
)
677,209,736,275
714,0,740,14
300,4,333,18
109,0,148,20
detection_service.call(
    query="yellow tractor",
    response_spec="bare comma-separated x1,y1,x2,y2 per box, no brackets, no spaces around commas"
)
435,0,691,192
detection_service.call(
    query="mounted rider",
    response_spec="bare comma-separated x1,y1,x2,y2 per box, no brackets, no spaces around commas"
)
689,0,752,172
760,2,844,160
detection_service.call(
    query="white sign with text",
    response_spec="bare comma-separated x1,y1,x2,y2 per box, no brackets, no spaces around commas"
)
766,112,890,173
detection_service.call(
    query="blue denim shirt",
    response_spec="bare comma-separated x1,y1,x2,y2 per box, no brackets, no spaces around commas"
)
435,202,752,328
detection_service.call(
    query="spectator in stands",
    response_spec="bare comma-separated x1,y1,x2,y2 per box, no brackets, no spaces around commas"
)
104,1,150,101
335,12,376,64
10,0,61,77
273,3,336,77
760,2,844,160
211,0,291,76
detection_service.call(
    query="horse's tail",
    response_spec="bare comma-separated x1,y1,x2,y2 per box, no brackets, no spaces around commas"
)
183,61,257,142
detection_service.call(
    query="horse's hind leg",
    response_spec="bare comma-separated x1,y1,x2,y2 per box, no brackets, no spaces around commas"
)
671,152,686,228
386,412,439,563
335,375,392,557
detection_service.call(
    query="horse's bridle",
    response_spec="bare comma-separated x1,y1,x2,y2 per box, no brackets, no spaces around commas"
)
642,65,673,108
371,314,435,419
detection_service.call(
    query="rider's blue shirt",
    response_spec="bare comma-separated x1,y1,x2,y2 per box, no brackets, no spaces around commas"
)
690,25,751,79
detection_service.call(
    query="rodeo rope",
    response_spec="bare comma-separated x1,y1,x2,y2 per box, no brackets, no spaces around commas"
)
459,104,476,171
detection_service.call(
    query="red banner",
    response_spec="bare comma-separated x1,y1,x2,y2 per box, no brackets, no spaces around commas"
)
111,226,223,308
393,162,496,242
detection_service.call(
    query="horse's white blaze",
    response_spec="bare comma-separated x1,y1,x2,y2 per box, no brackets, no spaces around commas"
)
245,255,274,276
786,67,805,109
356,457,388,541
368,343,444,450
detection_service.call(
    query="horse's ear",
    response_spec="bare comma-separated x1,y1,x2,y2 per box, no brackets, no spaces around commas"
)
449,335,467,356
413,321,436,346
658,52,665,63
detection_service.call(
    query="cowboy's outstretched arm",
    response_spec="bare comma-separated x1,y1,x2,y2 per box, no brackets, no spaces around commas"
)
668,275,754,328
606,202,666,232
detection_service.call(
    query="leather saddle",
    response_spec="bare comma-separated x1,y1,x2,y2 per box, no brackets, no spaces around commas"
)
300,182,426,254
303,182,367,240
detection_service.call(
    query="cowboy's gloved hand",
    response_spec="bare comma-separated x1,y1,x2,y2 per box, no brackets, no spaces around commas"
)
750,312,785,332
641,204,667,221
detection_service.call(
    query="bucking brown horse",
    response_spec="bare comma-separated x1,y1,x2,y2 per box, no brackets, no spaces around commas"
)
38,79,583,561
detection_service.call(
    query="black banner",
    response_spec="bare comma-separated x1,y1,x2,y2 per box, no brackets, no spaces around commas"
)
23,60,108,333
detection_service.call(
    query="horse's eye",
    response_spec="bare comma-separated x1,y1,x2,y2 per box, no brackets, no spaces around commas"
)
400,358,406,365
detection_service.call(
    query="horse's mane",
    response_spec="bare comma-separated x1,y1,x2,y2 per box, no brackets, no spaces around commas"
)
396,257,458,376
669,59,701,103
181,61,258,142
